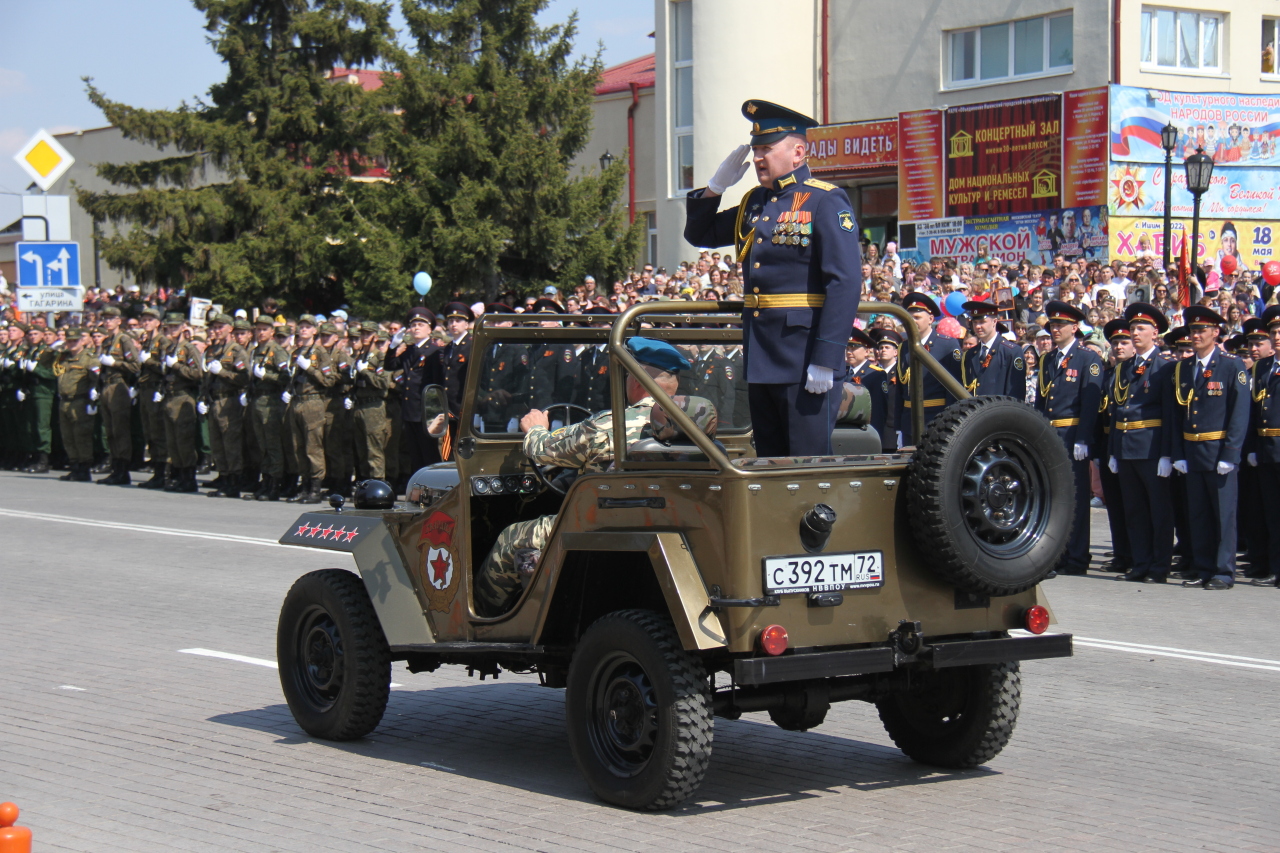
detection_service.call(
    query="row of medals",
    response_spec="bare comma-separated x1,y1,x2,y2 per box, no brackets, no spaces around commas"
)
772,210,812,246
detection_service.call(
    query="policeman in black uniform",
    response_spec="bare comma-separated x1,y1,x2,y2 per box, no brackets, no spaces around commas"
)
1094,318,1133,576
475,302,526,433
386,306,443,473
1034,301,1105,575
1171,305,1250,589
960,300,1025,398
896,293,962,435
573,307,614,414
439,302,474,417
869,327,904,452
1239,316,1274,579
522,298,578,422
844,327,889,449
683,100,861,456
1245,305,1280,586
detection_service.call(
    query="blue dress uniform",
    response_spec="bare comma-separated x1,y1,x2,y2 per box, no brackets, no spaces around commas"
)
1034,302,1104,574
683,100,862,457
1171,306,1250,589
1241,314,1278,584
898,293,962,430
1110,305,1177,582
1095,319,1133,577
1245,308,1280,585
959,301,1025,398
844,328,891,451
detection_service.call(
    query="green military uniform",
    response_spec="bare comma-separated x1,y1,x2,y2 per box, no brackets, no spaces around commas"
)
55,331,99,481
0,326,31,469
352,322,392,480
201,315,252,497
161,316,205,492
324,327,356,495
26,333,57,473
287,319,336,504
246,325,291,500
135,310,171,488
96,308,141,485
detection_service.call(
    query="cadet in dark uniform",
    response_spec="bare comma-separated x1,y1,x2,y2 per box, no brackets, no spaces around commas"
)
1034,301,1105,575
386,306,443,475
1110,304,1176,583
55,329,99,482
684,342,736,427
1096,318,1134,577
246,314,291,500
898,293,962,433
960,300,1025,398
475,302,526,432
285,315,337,504
843,327,889,449
96,305,141,485
439,302,474,418
522,299,578,420
1244,305,1280,586
1163,324,1195,573
134,307,170,488
25,326,58,474
573,308,614,415
683,100,861,456
870,327,904,451
1172,306,1250,589
160,314,203,492
1239,316,1274,579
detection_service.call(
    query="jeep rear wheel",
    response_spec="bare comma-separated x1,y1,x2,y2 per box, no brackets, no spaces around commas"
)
875,662,1021,768
565,610,713,810
278,569,391,740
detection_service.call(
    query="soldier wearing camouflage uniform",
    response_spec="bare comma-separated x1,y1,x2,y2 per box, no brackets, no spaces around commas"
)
23,326,58,473
200,314,251,498
94,306,141,485
245,315,291,500
321,322,356,496
55,329,100,482
352,320,391,480
475,339,697,616
231,318,261,495
134,307,170,488
161,314,204,492
285,315,335,505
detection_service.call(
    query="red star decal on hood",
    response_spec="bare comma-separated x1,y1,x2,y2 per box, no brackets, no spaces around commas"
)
344,529,359,542
430,552,451,584
330,526,347,542
318,526,335,539
295,523,311,537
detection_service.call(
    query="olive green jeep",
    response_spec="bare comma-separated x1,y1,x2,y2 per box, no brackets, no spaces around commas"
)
276,301,1074,810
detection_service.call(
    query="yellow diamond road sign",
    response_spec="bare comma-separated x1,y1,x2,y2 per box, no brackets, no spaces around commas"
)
14,129,75,192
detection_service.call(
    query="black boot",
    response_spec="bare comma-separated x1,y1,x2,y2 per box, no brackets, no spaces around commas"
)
196,454,213,475
72,462,92,482
287,478,312,503
221,472,241,499
25,452,50,474
60,463,78,481
138,462,167,489
181,467,200,493
279,474,299,499
113,459,132,486
98,459,123,485
300,479,324,504
253,474,274,501
264,475,281,502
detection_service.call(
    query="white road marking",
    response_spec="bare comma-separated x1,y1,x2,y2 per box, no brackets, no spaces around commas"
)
0,507,292,549
1073,637,1280,673
419,761,456,772
179,648,402,686
57,685,86,691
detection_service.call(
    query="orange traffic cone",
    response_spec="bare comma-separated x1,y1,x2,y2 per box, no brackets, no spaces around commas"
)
0,802,32,853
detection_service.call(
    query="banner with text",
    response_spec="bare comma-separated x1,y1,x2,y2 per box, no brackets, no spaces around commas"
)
1109,85,1280,166
1108,162,1280,220
900,205,1108,267
898,109,945,221
1063,87,1109,207
808,119,898,174
945,94,1062,217
1109,216,1277,271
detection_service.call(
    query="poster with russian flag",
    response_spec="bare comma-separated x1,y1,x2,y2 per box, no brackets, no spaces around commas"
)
1110,85,1280,166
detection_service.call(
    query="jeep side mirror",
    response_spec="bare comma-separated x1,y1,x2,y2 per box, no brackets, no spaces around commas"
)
421,384,448,423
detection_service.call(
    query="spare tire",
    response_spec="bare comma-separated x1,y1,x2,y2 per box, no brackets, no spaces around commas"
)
906,396,1073,595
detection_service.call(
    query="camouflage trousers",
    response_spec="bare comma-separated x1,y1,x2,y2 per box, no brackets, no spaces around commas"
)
101,379,133,461
474,514,556,617
164,392,199,467
138,386,167,463
250,393,288,478
208,395,245,474
58,396,95,463
353,398,388,479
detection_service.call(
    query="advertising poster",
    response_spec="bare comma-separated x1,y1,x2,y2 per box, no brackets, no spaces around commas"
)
900,205,1108,267
1109,216,1277,271
1108,162,1280,220
1063,87,1109,207
808,119,898,175
945,94,1062,217
1109,85,1280,165
898,109,945,221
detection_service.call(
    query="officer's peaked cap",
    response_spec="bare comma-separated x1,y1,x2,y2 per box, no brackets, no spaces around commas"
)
742,100,818,146
1124,302,1169,333
902,292,941,318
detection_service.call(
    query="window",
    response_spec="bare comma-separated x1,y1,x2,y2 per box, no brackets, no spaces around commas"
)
948,12,1072,87
671,1,693,192
646,212,658,266
1140,7,1223,73
1264,17,1279,75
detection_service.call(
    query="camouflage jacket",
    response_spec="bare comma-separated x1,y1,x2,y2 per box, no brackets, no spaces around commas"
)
55,348,100,398
522,398,655,472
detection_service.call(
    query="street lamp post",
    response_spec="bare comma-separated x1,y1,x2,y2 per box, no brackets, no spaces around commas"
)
1184,147,1214,290
598,150,615,172
1161,124,1179,270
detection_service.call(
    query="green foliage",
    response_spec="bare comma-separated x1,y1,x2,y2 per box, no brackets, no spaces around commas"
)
77,0,643,318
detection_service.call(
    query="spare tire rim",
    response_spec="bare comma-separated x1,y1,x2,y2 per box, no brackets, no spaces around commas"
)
298,605,344,711
586,651,659,778
960,437,1048,558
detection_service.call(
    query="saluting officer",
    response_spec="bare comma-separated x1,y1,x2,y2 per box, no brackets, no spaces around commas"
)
897,293,962,436
1171,306,1250,590
960,300,1025,398
844,327,890,450
386,306,443,475
1244,305,1280,586
1096,319,1134,577
1034,301,1105,575
683,100,861,456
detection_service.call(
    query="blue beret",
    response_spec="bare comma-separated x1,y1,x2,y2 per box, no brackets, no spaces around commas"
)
627,337,690,373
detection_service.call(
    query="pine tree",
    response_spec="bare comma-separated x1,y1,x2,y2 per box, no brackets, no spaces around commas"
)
78,0,395,312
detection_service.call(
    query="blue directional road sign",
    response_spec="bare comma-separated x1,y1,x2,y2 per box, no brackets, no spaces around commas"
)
16,241,81,287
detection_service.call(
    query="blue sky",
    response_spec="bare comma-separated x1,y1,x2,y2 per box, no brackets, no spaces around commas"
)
0,0,655,227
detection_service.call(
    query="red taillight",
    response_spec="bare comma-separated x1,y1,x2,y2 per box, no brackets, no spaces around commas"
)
1024,605,1050,635
760,624,789,656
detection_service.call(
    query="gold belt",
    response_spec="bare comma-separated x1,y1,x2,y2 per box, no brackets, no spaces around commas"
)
741,293,826,309
1050,418,1081,427
1183,430,1226,442
1115,419,1162,431
1258,428,1280,437
903,398,946,408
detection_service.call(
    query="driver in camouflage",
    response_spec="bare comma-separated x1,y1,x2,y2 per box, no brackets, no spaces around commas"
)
474,339,716,617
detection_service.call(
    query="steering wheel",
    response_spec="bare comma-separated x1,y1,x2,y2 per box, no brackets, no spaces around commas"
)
530,402,596,495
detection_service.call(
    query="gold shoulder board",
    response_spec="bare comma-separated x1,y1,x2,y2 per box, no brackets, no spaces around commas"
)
804,178,837,191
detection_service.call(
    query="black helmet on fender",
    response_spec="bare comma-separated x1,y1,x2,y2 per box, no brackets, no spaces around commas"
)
352,479,396,510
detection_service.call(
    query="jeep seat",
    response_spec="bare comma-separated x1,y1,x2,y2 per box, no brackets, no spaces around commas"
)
627,395,723,462
831,382,881,455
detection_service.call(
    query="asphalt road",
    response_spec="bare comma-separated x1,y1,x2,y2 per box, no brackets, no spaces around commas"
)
2,469,1278,852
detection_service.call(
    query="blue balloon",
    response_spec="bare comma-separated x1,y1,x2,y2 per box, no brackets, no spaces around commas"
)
413,271,432,296
943,291,967,317
1010,285,1020,298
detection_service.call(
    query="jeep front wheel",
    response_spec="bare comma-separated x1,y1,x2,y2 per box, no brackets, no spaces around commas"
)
565,610,713,810
875,661,1021,768
277,569,391,740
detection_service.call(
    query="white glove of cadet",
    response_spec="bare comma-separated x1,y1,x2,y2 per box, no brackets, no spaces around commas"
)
1173,459,1188,475
239,392,248,406
343,397,353,411
15,389,25,402
1217,461,1236,475
355,359,369,373
1108,457,1118,474
22,359,34,371
252,364,266,379
207,359,222,375
164,354,178,368
138,350,150,364
1248,452,1259,467
89,387,99,402
281,390,292,404
127,386,137,401
1073,443,1089,461
1157,457,1173,478
804,364,835,394
707,144,752,195
86,404,97,415
295,355,311,371
895,431,904,450
153,391,164,403
99,354,116,367
196,401,209,415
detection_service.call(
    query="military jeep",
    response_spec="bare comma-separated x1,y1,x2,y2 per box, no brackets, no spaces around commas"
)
276,301,1074,810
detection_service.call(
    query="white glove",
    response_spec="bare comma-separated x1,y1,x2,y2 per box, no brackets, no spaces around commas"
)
164,354,178,368
1173,459,1188,474
707,144,751,195
138,350,151,364
207,359,222,375
252,364,266,379
196,401,209,415
50,340,63,349
1073,443,1089,461
153,391,164,403
390,330,405,348
1108,457,1118,474
21,359,34,371
15,389,25,402
1248,452,1259,467
86,404,97,415
1157,457,1172,478
281,390,292,404
1217,461,1236,475
343,397,353,410
506,417,519,432
0,357,10,368
99,354,116,367
239,392,248,406
895,431,904,450
127,386,137,400
295,355,311,370
355,360,369,372
89,387,99,402
804,364,835,394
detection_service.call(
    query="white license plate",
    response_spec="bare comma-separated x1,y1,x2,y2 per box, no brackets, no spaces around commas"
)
762,551,884,594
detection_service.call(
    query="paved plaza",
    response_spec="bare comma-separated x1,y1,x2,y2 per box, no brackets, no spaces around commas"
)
1,469,1278,852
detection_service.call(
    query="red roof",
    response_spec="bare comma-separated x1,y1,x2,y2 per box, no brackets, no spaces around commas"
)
596,54,655,95
327,67,389,92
